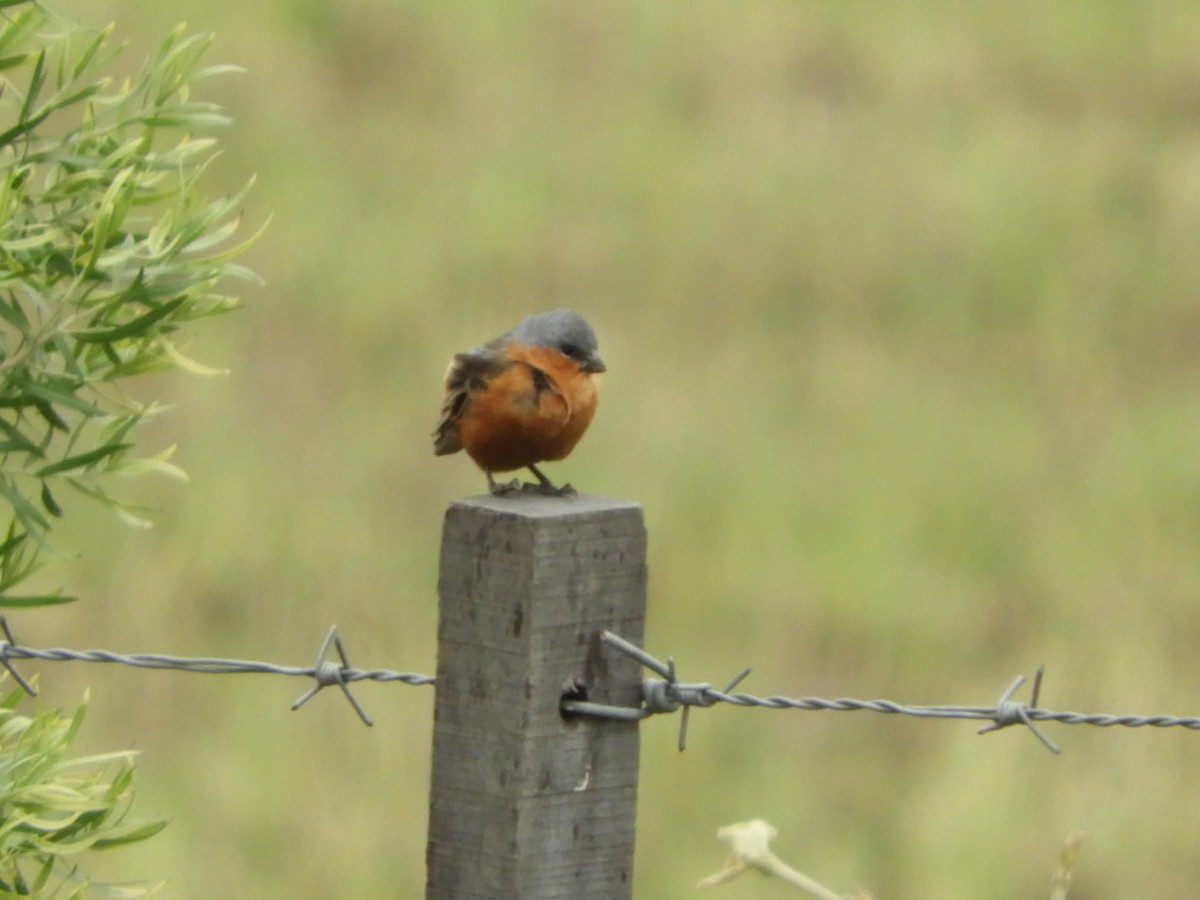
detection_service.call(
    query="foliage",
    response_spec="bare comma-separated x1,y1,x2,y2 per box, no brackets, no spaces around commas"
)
0,1,259,606
0,4,258,894
0,685,165,898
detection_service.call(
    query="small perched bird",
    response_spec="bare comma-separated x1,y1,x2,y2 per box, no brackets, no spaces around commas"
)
433,309,606,495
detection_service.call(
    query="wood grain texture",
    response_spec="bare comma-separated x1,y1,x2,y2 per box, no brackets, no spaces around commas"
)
427,493,646,899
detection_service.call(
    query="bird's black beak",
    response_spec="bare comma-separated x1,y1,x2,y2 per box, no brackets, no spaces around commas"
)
580,353,606,374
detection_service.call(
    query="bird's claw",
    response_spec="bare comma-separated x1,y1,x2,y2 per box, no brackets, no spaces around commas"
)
521,481,576,497
488,478,522,496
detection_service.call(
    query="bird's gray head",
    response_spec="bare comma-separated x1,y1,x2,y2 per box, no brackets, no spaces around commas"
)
510,309,606,373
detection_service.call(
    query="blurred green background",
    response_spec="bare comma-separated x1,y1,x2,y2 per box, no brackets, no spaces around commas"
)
17,1,1200,897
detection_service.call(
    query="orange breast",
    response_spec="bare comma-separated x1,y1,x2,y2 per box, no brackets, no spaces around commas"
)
457,345,600,473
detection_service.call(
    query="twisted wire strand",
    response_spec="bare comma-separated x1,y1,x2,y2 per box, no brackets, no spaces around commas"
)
2,643,435,686
694,690,1200,729
0,619,435,727
574,631,1200,753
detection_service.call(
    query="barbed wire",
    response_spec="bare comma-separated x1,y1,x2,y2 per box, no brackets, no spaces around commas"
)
560,631,1200,753
4,617,1197,751
0,617,435,727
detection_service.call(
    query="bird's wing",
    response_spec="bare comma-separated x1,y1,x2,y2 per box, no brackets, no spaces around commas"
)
432,346,512,455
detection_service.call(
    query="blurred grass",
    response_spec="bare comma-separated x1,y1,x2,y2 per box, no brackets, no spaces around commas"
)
15,0,1200,896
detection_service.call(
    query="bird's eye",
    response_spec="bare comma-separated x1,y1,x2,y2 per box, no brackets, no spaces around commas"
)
560,342,582,359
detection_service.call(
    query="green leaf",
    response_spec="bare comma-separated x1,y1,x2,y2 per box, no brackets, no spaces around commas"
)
106,764,133,798
70,23,114,82
0,523,38,591
17,47,45,124
139,109,233,129
0,53,33,71
85,166,135,272
39,482,61,518
94,414,141,448
30,853,53,892
0,417,44,455
0,593,74,607
41,80,108,119
45,252,77,280
39,480,62,517
90,818,168,850
179,211,242,254
31,397,71,431
73,295,186,344
194,62,245,80
50,332,88,381
0,478,50,536
64,698,86,745
35,441,130,477
99,348,174,379
26,384,100,419
0,105,51,149
0,296,32,333
160,341,227,377
0,8,41,61
0,529,27,559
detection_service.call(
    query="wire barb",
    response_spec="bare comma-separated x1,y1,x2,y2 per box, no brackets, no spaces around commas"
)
290,626,374,726
976,670,1060,754
0,617,36,697
602,631,751,751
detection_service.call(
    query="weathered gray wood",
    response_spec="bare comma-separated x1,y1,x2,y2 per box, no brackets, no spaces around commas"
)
426,492,646,900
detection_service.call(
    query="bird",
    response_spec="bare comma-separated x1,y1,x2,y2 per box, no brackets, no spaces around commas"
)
433,309,606,495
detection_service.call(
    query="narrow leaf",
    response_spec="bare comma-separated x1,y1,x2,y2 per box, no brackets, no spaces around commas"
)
0,296,32,332
71,23,114,81
0,417,44,455
0,477,51,536
73,295,186,343
17,47,45,124
39,480,62,517
26,383,101,418
0,529,27,558
91,818,168,849
160,340,227,376
0,593,75,607
35,441,131,477
0,106,50,148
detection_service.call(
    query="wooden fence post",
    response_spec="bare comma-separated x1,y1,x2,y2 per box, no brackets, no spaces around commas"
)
426,493,647,899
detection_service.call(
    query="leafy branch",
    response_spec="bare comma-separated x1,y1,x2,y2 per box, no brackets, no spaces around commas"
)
0,685,166,898
0,2,261,606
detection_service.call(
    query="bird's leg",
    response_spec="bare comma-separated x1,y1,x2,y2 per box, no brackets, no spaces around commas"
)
487,470,520,495
523,463,576,496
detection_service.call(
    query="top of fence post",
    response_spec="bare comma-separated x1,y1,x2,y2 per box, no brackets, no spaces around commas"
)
426,491,647,900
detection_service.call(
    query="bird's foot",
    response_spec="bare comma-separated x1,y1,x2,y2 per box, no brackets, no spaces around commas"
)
519,463,576,496
520,480,576,497
487,476,522,496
